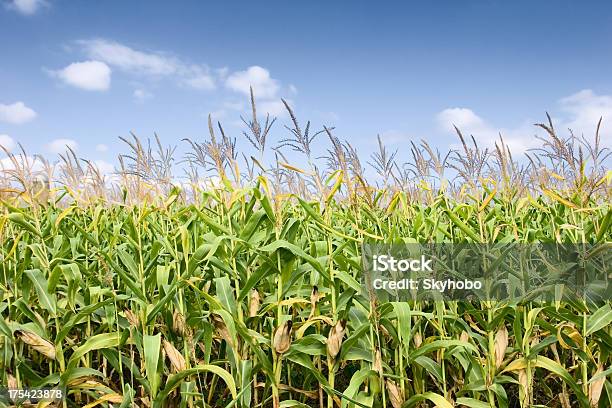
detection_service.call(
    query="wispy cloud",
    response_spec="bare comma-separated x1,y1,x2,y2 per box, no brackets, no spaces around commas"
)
80,39,178,75
181,68,215,91
92,159,115,175
46,138,78,154
133,88,153,102
0,101,37,124
77,39,216,90
5,0,48,16
558,89,612,142
312,110,339,124
258,99,289,117
50,39,295,122
377,130,414,145
0,134,16,151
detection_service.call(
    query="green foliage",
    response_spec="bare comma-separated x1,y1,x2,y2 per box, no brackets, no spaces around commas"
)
0,183,610,408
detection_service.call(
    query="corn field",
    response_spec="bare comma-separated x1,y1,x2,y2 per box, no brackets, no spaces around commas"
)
0,95,611,407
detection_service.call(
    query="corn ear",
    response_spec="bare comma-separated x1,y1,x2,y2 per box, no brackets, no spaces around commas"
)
15,330,56,360
273,320,293,354
163,339,186,373
327,320,346,359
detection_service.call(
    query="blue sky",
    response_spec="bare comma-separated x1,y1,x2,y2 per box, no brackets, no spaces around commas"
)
1,0,611,174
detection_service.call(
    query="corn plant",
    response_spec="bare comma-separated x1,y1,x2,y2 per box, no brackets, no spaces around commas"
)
0,96,610,408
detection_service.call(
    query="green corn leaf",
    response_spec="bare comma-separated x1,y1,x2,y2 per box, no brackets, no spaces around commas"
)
153,365,237,408
143,333,162,398
456,397,490,408
25,269,57,316
404,392,453,408
586,304,612,335
67,332,122,369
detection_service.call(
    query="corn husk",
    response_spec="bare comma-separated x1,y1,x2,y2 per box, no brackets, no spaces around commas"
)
386,379,404,408
7,373,17,389
494,325,508,369
373,348,383,375
172,310,187,337
163,339,186,373
327,320,346,359
203,281,212,293
249,289,261,318
106,394,125,403
413,332,423,348
310,285,319,304
67,375,98,387
518,369,530,407
308,286,319,319
124,309,139,327
211,313,234,348
273,320,293,354
559,390,571,408
15,330,56,360
87,393,124,405
589,364,605,407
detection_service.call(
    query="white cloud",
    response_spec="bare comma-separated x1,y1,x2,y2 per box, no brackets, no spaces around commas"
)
182,175,221,190
223,100,244,111
208,100,246,121
258,99,288,117
92,160,115,175
182,73,215,90
54,61,111,91
6,0,47,15
0,101,37,124
437,89,612,155
78,39,215,90
209,109,228,121
75,40,293,99
378,130,412,145
80,39,178,76
558,89,612,142
221,67,287,118
216,67,229,80
0,157,14,170
46,138,78,154
436,107,538,153
133,89,153,102
95,143,109,152
0,155,44,173
313,110,339,124
0,135,16,151
226,66,279,99
437,108,487,134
